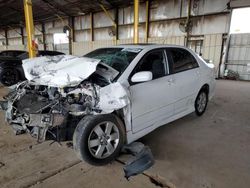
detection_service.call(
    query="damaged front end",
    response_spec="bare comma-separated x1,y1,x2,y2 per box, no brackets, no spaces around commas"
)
0,54,155,176
0,55,129,143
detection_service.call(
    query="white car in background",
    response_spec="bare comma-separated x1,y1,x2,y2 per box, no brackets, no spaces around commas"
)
0,44,215,165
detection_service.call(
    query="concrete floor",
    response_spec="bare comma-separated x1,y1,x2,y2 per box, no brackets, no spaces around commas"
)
0,80,250,188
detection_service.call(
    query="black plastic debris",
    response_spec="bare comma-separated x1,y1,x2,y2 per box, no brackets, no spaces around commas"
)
122,142,155,180
0,162,5,168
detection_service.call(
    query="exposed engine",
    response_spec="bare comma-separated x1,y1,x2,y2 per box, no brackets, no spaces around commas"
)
1,81,104,142
0,55,130,143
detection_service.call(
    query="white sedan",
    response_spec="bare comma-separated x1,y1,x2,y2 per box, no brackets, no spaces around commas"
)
79,44,216,164
0,44,215,165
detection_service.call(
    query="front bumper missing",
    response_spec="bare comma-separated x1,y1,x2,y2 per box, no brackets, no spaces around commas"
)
0,99,67,142
28,113,66,142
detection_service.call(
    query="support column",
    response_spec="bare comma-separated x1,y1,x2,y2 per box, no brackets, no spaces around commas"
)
114,8,119,44
24,0,36,58
145,0,150,43
68,17,75,55
20,27,25,45
4,29,8,48
90,12,94,42
41,23,46,50
133,0,139,44
70,17,75,42
90,12,94,50
185,0,192,46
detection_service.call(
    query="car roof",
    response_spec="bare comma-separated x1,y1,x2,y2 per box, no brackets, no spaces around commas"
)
106,44,188,50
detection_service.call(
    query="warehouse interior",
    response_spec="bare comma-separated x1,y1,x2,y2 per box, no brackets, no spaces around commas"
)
0,0,249,79
0,0,250,188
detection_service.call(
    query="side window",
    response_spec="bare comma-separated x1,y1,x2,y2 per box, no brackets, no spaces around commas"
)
133,50,166,80
168,48,199,73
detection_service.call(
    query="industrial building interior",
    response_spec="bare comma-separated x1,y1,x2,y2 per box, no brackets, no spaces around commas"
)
0,0,250,187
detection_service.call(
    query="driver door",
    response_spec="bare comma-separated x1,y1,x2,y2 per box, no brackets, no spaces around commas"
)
129,49,176,133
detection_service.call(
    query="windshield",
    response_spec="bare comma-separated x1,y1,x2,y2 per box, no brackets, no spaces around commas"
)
84,48,141,74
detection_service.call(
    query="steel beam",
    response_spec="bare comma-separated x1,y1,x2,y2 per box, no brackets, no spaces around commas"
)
99,4,117,27
133,0,139,44
99,3,118,44
42,0,70,17
4,29,8,47
68,17,75,55
24,0,36,58
20,27,25,45
145,0,150,43
70,17,75,42
7,26,22,36
185,0,192,46
41,23,46,50
90,12,94,42
115,8,119,42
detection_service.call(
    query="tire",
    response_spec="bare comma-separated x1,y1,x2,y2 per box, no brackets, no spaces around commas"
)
0,68,20,86
195,89,208,116
73,114,125,166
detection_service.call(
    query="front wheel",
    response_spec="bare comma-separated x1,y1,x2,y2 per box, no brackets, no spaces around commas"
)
195,90,208,116
73,114,125,165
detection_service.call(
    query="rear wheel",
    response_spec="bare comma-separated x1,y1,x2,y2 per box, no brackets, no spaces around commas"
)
73,114,125,165
195,90,208,116
0,68,19,86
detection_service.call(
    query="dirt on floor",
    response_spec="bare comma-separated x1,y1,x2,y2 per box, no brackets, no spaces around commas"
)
0,80,250,188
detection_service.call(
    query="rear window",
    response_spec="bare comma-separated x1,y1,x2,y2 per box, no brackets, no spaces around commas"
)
168,48,199,73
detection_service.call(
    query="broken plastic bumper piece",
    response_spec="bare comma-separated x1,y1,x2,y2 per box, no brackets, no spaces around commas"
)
122,142,155,179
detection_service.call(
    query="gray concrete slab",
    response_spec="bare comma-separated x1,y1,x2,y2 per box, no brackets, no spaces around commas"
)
0,80,250,188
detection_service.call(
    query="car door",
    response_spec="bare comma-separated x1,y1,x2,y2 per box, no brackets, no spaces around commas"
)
129,49,176,133
166,48,201,114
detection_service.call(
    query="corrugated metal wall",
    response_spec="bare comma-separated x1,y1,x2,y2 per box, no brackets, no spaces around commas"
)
203,34,223,74
0,0,230,67
226,33,250,80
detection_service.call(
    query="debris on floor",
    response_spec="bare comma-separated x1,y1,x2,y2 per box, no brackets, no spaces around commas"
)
66,142,73,149
0,161,5,168
224,69,240,80
121,142,155,179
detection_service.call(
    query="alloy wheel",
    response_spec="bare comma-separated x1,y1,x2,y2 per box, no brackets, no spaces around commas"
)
88,121,120,159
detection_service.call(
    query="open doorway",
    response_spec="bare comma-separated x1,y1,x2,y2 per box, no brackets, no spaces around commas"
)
230,7,250,34
225,7,250,80
53,33,69,54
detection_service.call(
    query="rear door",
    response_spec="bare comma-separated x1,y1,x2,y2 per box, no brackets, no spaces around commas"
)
129,49,176,133
166,48,201,114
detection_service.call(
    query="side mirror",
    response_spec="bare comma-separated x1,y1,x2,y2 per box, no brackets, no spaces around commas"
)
131,71,153,83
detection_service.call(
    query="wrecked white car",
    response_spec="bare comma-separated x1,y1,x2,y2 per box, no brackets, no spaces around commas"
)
0,45,215,165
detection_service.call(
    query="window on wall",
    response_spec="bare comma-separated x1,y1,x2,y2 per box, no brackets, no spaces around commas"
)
187,38,203,56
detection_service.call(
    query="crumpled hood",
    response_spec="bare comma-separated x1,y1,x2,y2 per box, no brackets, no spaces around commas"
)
22,55,118,87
